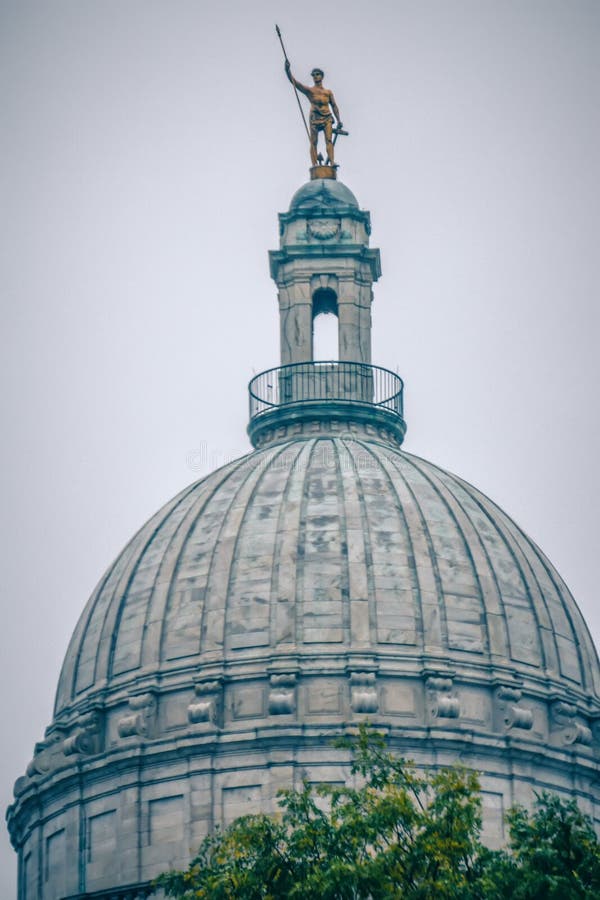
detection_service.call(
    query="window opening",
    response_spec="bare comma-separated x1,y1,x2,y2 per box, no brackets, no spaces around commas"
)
312,288,339,361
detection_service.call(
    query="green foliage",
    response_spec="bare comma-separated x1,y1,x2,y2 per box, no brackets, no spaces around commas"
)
480,792,600,900
156,725,600,899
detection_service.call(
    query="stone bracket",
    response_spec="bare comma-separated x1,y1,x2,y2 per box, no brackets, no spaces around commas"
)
188,680,223,728
268,674,297,715
426,674,459,720
350,672,378,714
63,710,103,756
23,727,68,783
551,699,592,746
117,692,157,740
494,685,533,732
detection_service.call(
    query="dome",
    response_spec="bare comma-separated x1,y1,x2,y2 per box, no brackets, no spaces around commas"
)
55,436,600,716
289,178,359,212
9,171,600,899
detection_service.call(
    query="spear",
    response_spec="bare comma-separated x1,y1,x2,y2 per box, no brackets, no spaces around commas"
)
275,25,311,143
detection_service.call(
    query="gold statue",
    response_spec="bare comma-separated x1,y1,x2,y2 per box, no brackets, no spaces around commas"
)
284,61,343,167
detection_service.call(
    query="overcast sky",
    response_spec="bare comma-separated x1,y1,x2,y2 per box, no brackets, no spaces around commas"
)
1,0,599,893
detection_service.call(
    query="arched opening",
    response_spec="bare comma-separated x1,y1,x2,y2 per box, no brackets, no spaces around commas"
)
312,288,339,361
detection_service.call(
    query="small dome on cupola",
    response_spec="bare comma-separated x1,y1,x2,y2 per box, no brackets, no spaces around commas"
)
289,178,359,212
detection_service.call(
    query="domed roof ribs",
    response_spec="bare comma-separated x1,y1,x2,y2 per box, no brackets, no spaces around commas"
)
269,441,314,648
295,438,346,646
331,438,353,643
404,454,508,663
291,440,316,648
160,458,262,664
68,484,197,709
199,445,290,659
455,479,561,682
384,451,448,654
424,464,513,664
102,482,206,687
480,490,570,682
513,523,590,690
354,440,425,653
148,458,250,669
337,439,378,648
54,559,114,715
405,453,494,660
222,442,300,657
544,562,600,696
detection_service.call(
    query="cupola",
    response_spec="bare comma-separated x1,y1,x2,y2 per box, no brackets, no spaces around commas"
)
248,176,406,449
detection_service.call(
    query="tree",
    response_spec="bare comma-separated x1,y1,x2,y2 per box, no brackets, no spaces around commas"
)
156,725,600,899
480,792,600,900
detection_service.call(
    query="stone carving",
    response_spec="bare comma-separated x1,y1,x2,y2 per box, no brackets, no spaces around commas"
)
310,272,338,293
25,745,53,778
494,686,533,732
552,699,581,722
551,700,592,746
293,222,351,243
24,730,66,779
253,418,403,450
63,711,102,756
563,722,593,746
308,219,340,241
117,693,157,739
188,680,222,726
350,672,378,714
268,674,297,715
504,706,534,730
12,775,28,798
426,675,460,720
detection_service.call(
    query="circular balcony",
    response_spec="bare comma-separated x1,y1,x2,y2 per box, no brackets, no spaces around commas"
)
247,361,406,449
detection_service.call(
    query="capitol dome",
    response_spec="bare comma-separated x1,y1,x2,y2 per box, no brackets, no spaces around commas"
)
55,439,598,714
8,174,600,900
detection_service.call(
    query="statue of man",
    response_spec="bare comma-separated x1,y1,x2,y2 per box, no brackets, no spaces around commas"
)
285,61,343,166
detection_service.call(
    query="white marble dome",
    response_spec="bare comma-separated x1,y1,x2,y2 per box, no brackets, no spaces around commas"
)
10,432,600,899
8,175,600,899
55,436,599,714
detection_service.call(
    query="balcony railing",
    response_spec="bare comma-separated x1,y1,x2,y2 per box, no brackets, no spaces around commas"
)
248,361,404,421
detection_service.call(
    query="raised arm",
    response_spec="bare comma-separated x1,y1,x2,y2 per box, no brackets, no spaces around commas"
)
285,60,312,98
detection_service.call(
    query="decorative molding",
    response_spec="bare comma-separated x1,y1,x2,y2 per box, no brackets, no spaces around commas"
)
494,685,533,732
268,674,296,715
350,672,378,714
551,699,592,746
117,693,157,740
63,711,103,756
307,219,341,241
552,700,576,721
251,411,405,451
23,729,67,781
563,722,593,746
188,680,222,727
426,675,459,720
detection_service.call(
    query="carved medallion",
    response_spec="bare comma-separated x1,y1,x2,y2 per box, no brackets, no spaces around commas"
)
308,218,340,241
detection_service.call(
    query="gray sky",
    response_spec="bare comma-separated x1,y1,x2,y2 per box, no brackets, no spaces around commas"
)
1,0,599,893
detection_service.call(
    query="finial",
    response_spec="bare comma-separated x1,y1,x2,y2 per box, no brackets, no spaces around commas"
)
276,25,348,178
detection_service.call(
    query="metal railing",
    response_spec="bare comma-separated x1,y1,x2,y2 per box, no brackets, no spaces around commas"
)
248,361,404,420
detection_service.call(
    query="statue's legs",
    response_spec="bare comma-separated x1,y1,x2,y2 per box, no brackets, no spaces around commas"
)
310,124,319,166
324,119,334,165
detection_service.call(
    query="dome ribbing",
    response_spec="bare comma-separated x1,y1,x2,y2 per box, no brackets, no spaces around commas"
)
55,437,599,716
